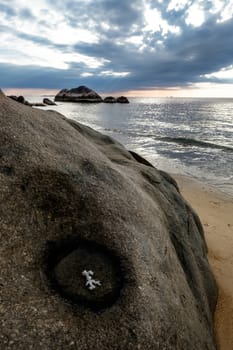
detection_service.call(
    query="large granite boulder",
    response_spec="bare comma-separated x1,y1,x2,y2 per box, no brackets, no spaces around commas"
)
0,89,217,349
55,85,103,103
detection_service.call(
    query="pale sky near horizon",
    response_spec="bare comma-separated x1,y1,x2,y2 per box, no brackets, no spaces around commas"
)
1,0,233,97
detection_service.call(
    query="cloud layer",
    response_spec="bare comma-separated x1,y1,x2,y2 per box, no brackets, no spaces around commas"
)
1,0,233,92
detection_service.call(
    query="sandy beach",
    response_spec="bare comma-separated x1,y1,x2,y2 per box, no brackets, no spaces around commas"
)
174,175,233,350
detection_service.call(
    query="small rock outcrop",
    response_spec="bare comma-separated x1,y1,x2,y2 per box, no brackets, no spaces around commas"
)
55,85,103,103
8,95,29,105
103,96,117,103
116,96,129,103
7,95,45,107
17,95,25,104
0,89,217,349
43,98,57,106
7,94,18,102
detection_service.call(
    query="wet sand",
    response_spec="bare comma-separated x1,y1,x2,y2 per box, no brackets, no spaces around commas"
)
174,174,233,350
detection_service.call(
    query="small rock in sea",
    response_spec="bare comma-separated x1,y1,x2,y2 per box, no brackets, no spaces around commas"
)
43,98,57,106
17,95,25,104
8,95,18,102
116,96,129,103
31,103,46,107
8,95,31,106
103,96,117,103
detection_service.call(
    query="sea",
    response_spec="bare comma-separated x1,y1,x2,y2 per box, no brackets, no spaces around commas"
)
29,95,233,197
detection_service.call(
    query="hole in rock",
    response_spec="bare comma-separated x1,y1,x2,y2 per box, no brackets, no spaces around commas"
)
44,239,124,311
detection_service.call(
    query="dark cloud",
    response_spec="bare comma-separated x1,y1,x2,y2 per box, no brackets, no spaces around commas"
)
19,8,34,20
0,62,128,92
0,3,16,17
53,0,143,33
164,17,233,78
1,0,233,91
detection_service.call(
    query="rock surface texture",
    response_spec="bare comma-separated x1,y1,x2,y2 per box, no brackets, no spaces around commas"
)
0,89,217,349
55,85,103,103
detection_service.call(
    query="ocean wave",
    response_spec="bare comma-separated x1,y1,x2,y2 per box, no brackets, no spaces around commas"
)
158,137,233,152
103,127,139,137
103,127,233,152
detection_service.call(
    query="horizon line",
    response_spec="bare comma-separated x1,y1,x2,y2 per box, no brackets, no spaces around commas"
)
2,85,233,99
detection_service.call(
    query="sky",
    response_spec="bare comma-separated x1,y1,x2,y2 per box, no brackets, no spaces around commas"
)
1,0,233,97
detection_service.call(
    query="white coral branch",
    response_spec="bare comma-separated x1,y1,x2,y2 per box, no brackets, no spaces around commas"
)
82,270,101,290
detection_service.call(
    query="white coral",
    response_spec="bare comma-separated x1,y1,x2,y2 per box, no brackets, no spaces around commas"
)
82,270,101,290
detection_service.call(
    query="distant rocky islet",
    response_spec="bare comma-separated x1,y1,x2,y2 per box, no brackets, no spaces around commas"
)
54,85,130,103
8,85,130,106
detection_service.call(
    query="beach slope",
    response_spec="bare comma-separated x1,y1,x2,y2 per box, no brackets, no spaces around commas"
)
174,175,233,350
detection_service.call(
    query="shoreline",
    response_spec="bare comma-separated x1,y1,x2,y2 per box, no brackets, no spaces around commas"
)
173,174,233,350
